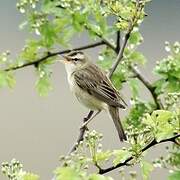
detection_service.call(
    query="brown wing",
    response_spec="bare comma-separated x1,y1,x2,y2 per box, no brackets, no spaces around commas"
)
73,63,126,109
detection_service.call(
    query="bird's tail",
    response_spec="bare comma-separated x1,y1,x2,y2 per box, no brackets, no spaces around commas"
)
108,106,127,141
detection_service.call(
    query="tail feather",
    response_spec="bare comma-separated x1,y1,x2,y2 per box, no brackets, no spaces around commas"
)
108,106,127,141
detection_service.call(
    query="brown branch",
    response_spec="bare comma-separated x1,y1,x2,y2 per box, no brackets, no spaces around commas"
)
99,133,180,174
116,31,121,53
108,32,130,78
69,110,94,153
131,66,162,109
4,41,105,72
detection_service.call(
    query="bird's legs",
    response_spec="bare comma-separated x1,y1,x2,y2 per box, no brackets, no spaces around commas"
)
80,110,101,129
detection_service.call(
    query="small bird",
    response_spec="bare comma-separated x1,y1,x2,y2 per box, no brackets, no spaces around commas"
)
60,51,127,141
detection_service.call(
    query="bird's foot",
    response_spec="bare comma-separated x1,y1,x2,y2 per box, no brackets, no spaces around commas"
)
80,122,88,130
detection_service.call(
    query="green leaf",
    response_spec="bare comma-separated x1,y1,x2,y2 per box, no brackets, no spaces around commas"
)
40,22,58,48
126,99,154,128
36,76,53,96
129,51,146,64
20,40,40,61
111,72,124,90
153,79,167,95
151,110,172,121
95,151,112,162
0,71,8,87
0,71,16,88
150,110,174,142
168,171,180,180
129,31,143,45
57,27,75,46
23,173,40,180
55,167,83,180
72,12,87,31
95,13,107,34
142,110,175,141
166,77,180,92
155,126,174,142
89,174,113,180
129,79,139,98
6,72,16,88
113,149,131,166
151,110,173,122
140,161,154,180
142,114,155,128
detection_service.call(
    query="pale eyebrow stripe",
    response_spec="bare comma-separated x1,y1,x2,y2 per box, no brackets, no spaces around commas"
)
71,53,84,59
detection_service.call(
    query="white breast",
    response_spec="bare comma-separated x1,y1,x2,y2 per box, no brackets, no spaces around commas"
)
65,63,76,91
64,64,107,111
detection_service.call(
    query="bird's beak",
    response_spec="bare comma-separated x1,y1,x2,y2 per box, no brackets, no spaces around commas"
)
58,54,71,64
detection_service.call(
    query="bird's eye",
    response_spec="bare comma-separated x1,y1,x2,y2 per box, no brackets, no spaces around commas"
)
73,58,78,62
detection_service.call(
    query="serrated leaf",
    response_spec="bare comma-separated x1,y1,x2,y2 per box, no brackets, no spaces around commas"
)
155,126,174,142
36,76,53,96
40,22,58,48
151,110,173,122
113,149,131,166
141,161,154,180
0,71,16,88
151,110,174,142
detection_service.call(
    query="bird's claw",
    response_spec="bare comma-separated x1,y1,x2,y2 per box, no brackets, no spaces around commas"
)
80,123,88,130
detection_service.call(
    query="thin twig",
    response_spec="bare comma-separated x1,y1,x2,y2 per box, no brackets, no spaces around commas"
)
108,32,130,78
99,134,180,174
84,24,116,51
108,0,142,78
131,65,162,109
69,110,94,153
4,41,105,72
116,31,121,53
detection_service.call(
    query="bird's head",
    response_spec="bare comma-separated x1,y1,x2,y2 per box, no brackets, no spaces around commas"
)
60,51,88,70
